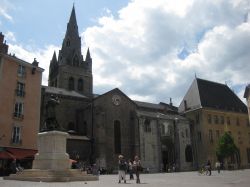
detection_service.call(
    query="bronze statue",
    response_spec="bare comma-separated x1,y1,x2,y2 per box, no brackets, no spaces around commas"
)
42,95,62,131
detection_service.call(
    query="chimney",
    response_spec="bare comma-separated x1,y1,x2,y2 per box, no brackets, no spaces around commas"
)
170,97,173,106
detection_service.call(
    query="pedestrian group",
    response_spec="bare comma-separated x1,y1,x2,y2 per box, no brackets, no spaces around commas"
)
118,155,142,184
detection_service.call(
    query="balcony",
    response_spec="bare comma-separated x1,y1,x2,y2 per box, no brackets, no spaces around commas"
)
17,72,26,78
15,89,25,97
10,139,22,145
13,112,24,120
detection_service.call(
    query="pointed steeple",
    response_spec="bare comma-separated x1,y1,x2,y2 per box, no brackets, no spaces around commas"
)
59,4,82,66
50,6,93,95
49,51,57,70
65,4,79,38
69,4,77,27
86,47,92,61
52,51,57,62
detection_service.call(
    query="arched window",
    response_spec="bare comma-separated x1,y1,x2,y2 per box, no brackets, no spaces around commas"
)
114,120,121,154
185,145,193,162
69,77,74,90
73,55,79,66
68,122,75,131
78,78,83,91
66,39,70,47
82,121,87,136
161,123,165,135
144,119,151,132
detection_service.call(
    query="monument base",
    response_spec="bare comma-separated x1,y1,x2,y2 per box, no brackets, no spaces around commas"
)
4,169,98,182
4,131,98,182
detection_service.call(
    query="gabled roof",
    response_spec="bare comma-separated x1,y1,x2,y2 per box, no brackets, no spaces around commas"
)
94,88,136,106
179,78,247,113
197,78,247,112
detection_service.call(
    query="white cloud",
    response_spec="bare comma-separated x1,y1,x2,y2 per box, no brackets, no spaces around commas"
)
8,44,60,85
5,31,16,42
0,0,13,21
84,0,250,105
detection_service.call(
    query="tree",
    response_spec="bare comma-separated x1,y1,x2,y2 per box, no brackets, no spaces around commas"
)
216,132,238,163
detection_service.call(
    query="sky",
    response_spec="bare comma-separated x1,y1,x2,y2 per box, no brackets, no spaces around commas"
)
1,0,250,106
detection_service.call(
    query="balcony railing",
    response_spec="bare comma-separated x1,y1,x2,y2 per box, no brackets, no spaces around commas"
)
17,72,26,78
10,139,22,145
13,112,24,119
15,89,25,97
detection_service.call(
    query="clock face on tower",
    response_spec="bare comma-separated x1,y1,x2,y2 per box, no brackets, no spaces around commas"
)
112,95,121,106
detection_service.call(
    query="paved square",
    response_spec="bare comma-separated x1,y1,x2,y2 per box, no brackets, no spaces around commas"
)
1,169,250,187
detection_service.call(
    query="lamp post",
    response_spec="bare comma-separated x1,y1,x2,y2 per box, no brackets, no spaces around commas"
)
156,114,163,172
173,117,179,171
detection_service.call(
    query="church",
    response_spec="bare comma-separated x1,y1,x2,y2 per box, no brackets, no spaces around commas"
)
40,5,193,172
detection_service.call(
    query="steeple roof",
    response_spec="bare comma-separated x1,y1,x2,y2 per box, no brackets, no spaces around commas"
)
52,51,57,61
86,47,91,61
69,5,77,29
65,5,79,39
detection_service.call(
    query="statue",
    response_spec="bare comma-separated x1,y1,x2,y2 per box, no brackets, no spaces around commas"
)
42,95,62,131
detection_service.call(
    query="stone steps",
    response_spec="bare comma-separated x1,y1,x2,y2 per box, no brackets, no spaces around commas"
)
4,169,98,182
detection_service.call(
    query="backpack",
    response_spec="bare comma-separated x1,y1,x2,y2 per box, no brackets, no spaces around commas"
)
119,160,127,170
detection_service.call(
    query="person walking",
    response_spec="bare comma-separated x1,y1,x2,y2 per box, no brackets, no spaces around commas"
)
118,155,127,183
206,160,212,176
215,161,221,173
128,159,134,180
133,155,142,184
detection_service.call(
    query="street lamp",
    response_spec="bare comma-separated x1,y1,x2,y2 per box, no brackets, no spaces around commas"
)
173,117,179,171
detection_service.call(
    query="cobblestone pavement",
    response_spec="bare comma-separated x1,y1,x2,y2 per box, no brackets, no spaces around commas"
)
1,169,250,187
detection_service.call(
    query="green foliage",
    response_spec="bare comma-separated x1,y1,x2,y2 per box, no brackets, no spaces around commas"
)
216,132,238,160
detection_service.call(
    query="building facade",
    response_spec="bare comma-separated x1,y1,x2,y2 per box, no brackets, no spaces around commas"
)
0,32,44,173
179,78,250,169
244,85,250,123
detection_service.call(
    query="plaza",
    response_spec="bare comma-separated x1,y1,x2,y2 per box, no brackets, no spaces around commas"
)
1,169,250,187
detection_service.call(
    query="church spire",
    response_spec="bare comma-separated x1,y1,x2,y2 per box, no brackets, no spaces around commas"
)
65,4,79,39
59,4,82,66
86,47,91,61
69,4,77,29
49,6,93,96
52,51,57,62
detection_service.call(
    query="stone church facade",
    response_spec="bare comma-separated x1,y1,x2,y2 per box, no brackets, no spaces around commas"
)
40,6,194,172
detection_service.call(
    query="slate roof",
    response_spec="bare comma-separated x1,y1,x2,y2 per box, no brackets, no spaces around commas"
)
196,78,247,113
134,100,178,113
43,86,88,99
136,110,186,121
244,84,250,98
134,100,165,110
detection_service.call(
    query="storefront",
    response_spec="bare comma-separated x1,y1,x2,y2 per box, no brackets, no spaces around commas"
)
0,147,37,176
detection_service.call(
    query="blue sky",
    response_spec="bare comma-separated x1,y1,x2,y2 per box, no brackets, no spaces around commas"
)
0,0,129,48
1,0,250,105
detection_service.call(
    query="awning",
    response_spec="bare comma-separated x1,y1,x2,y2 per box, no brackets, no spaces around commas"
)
6,148,37,159
0,151,15,159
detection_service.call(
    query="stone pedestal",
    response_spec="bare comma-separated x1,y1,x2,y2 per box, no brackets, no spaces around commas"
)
4,131,98,182
33,131,70,170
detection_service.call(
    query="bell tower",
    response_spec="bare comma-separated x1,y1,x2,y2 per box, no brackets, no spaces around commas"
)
48,5,93,96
